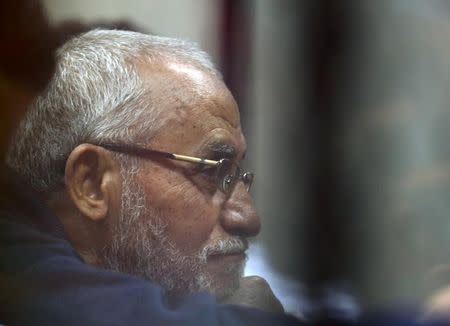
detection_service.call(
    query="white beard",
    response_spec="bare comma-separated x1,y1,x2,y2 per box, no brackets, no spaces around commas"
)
98,166,246,300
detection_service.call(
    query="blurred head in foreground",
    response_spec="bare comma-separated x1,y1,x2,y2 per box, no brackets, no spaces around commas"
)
7,30,261,300
0,0,57,157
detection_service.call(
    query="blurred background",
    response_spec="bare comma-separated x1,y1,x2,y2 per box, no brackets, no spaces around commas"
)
37,0,450,320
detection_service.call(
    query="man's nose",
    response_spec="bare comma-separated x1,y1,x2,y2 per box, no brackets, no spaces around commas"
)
219,182,261,237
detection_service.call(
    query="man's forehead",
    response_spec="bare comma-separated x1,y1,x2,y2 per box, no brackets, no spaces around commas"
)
137,60,241,132
135,61,246,156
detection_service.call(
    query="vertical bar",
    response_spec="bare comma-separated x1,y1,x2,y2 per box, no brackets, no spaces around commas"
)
304,0,358,320
219,0,252,121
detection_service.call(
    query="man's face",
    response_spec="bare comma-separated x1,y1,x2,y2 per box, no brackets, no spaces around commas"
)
100,61,261,300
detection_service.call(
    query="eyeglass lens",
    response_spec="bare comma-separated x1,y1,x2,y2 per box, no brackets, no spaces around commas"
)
216,159,253,193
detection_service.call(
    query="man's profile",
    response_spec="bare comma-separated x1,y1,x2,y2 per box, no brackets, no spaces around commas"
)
1,29,295,324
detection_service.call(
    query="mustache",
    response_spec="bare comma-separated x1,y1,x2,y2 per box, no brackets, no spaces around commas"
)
200,237,249,259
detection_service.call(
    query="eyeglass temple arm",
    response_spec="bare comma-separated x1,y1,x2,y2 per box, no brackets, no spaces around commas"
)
171,154,219,166
95,143,219,166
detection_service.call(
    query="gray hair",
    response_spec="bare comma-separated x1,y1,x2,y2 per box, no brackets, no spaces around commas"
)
6,29,220,193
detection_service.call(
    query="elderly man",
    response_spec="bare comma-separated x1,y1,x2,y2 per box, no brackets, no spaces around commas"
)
2,29,299,325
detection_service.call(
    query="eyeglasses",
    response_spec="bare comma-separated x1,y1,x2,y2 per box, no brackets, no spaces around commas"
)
92,142,254,195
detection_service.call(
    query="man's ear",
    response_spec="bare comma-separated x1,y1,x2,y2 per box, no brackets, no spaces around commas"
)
64,144,121,221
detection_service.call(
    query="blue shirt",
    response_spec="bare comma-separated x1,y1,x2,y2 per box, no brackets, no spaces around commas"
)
0,167,301,325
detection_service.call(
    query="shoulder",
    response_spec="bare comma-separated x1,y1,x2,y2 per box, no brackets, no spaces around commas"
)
0,217,301,325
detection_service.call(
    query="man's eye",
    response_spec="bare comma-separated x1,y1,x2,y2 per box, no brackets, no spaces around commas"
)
198,165,216,178
190,165,218,194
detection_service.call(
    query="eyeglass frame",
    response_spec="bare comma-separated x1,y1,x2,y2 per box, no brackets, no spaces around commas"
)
87,142,254,195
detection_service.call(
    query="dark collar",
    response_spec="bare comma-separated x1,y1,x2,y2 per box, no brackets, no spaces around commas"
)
0,163,67,240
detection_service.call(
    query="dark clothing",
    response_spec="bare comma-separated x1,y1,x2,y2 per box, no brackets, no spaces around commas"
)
0,166,300,325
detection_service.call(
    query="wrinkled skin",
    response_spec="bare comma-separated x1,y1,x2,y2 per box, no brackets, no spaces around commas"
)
117,61,262,297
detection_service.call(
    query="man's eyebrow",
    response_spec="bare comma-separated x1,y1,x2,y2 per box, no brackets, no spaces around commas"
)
206,142,237,160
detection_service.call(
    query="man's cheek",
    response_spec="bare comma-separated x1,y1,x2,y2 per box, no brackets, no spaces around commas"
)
170,198,218,251
165,182,215,219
